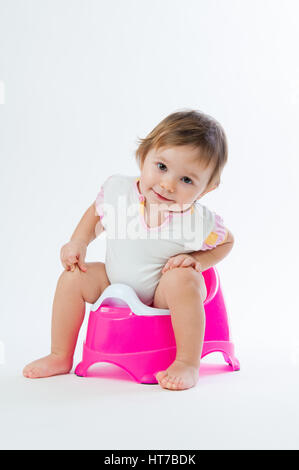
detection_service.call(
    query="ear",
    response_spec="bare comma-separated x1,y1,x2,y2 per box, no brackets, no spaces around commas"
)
195,182,219,201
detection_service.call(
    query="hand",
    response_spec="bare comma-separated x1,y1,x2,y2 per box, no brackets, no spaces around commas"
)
162,254,202,274
60,239,88,272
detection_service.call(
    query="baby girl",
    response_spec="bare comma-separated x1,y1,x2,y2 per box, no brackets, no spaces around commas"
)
23,109,234,390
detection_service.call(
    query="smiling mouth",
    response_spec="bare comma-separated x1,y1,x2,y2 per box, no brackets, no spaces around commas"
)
152,189,173,201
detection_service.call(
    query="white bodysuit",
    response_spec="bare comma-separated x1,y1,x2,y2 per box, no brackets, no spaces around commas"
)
95,174,228,306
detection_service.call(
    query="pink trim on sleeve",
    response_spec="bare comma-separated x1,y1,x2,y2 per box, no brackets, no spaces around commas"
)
95,186,104,219
201,213,228,250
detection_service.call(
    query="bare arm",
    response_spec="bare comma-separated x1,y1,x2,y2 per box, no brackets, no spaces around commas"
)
60,202,104,272
189,229,235,272
70,202,104,246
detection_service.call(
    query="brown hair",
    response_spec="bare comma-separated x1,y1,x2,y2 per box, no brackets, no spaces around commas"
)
135,109,228,188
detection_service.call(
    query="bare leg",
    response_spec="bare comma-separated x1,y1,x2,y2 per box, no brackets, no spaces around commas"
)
152,267,207,391
23,262,110,378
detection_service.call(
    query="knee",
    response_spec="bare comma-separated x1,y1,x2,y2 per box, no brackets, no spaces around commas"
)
163,267,207,300
163,266,200,288
58,265,82,284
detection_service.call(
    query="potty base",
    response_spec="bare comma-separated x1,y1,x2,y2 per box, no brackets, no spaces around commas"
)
75,340,240,384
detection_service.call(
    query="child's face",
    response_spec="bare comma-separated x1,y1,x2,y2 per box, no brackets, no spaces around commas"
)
139,145,218,212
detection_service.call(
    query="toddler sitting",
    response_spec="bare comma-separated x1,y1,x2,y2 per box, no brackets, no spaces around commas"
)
23,109,234,390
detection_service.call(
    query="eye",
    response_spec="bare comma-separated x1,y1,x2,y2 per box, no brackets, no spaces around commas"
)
157,162,167,171
156,163,193,184
181,176,193,185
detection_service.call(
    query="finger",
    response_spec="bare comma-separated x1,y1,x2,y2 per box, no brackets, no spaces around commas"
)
173,257,188,268
76,253,87,272
163,262,175,272
174,254,188,265
63,261,73,271
162,264,169,273
164,255,183,271
163,259,173,271
164,258,172,269
181,258,193,266
192,262,201,272
78,261,87,272
66,262,78,272
195,263,202,272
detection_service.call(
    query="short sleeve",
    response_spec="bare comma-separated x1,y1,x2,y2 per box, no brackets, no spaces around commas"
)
200,213,228,251
94,174,128,233
95,175,116,219
95,186,105,219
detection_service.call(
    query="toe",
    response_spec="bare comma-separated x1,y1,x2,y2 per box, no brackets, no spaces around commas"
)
155,370,167,383
160,374,169,387
164,375,176,390
27,367,41,378
23,367,32,378
171,376,182,390
168,376,182,390
158,374,172,389
177,379,184,389
27,369,36,378
165,375,175,388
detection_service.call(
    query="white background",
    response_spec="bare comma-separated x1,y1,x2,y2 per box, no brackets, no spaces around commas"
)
1,0,299,450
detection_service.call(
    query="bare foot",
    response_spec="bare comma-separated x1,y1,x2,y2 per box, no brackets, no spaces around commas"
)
155,359,199,390
23,354,73,379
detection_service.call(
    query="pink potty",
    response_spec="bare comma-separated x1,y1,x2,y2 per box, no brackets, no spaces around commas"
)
75,267,240,384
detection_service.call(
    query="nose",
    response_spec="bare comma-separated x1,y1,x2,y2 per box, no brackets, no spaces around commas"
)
160,179,175,193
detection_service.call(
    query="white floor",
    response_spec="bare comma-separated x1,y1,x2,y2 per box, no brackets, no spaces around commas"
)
1,342,298,450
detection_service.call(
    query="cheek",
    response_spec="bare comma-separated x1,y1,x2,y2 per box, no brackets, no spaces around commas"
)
177,186,198,203
144,167,156,183
140,170,156,191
